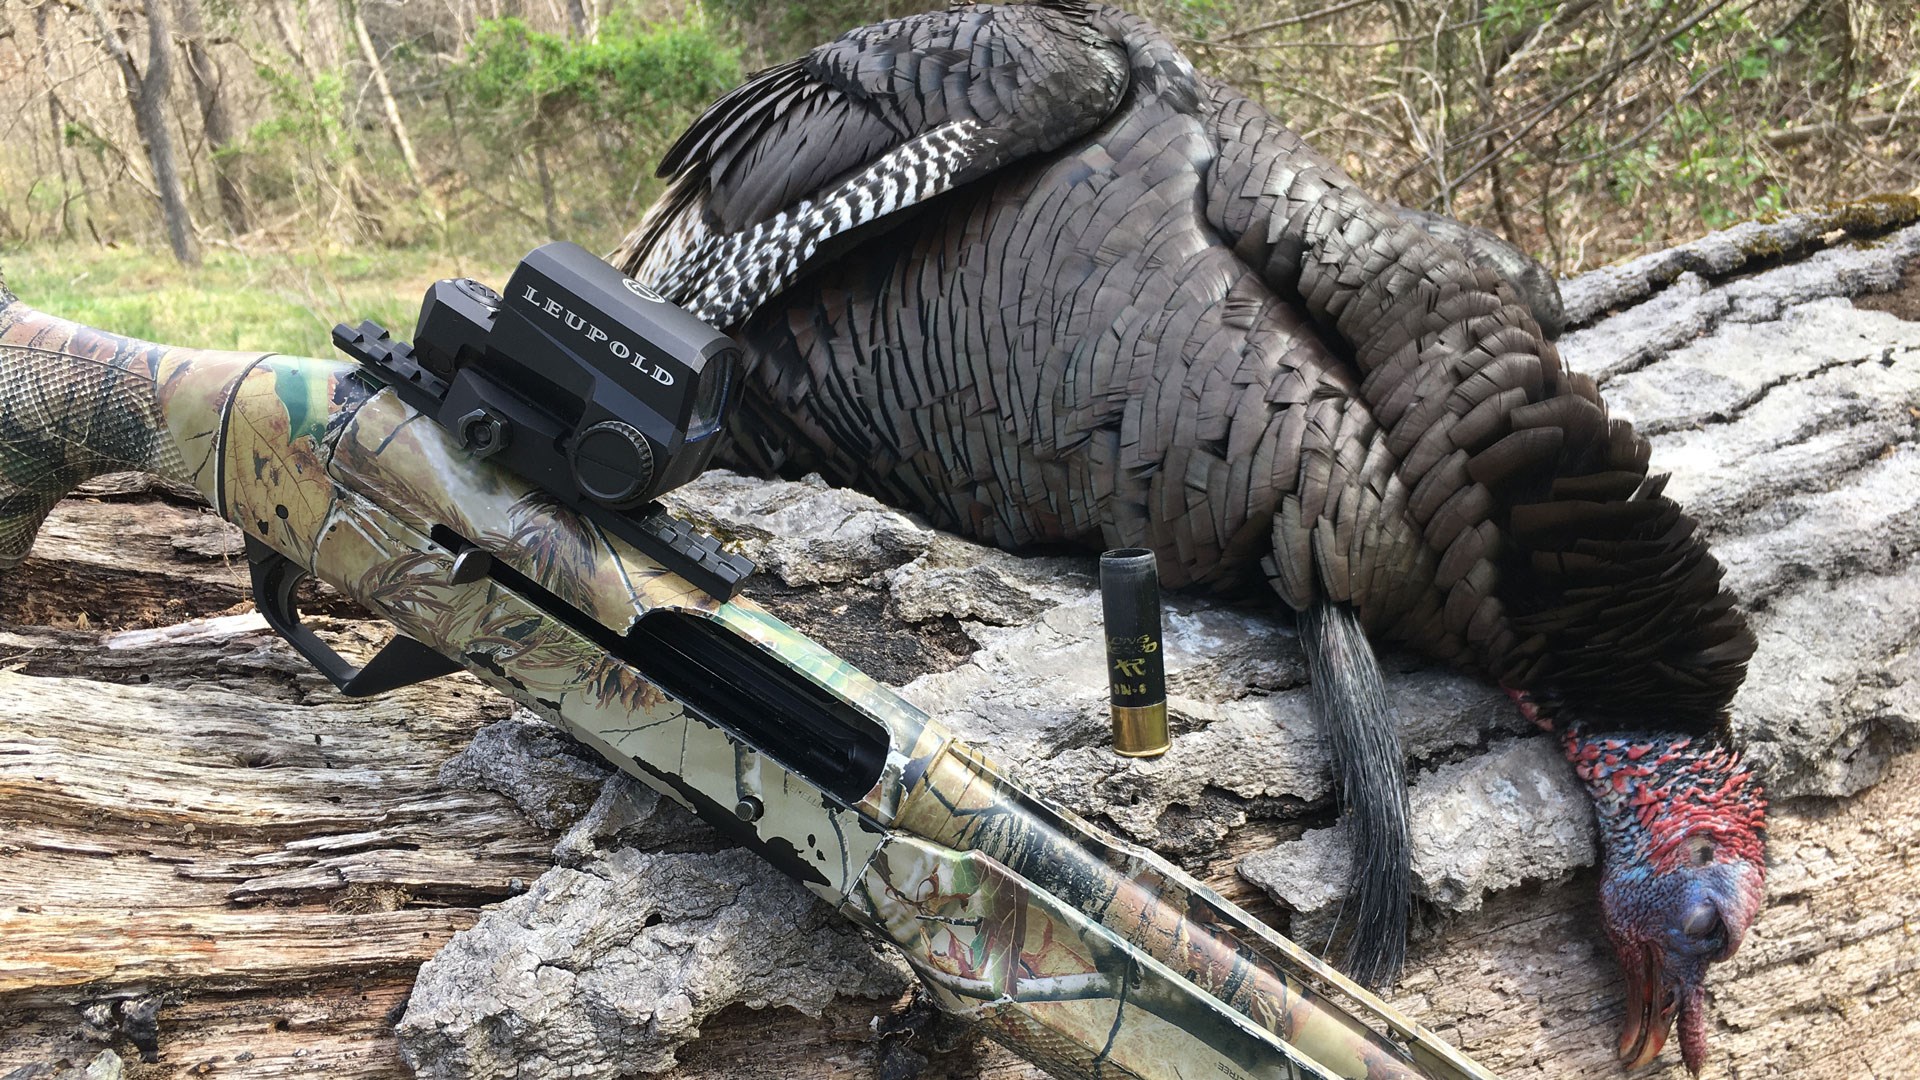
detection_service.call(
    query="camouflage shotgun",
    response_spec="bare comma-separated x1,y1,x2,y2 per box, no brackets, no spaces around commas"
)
0,249,1499,1080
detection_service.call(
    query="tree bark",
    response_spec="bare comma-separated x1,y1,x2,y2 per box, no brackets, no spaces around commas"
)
80,0,199,266
345,0,425,190
172,0,248,236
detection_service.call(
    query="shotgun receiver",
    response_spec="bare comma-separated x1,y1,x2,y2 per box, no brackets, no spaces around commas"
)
0,249,1499,1080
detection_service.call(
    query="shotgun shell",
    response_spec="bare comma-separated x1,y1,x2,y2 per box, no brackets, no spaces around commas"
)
1100,548,1169,758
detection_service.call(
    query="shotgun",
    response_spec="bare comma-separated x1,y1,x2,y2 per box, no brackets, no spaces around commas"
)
0,246,1499,1080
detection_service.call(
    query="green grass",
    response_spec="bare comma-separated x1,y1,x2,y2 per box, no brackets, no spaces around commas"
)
1,243,530,358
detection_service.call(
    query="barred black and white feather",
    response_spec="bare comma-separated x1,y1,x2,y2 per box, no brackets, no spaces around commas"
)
639,120,997,326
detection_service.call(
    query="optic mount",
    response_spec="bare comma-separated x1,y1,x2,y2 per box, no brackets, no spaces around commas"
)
332,241,753,599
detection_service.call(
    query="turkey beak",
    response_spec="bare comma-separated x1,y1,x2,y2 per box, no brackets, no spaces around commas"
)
1617,944,1676,1070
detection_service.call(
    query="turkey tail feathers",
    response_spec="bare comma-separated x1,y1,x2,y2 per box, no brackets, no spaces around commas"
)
1391,206,1565,339
1298,597,1411,986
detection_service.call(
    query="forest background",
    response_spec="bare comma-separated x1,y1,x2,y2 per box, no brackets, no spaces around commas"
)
0,0,1915,358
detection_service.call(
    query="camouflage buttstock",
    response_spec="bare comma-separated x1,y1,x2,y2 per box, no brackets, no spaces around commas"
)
0,291,265,567
0,291,1499,1080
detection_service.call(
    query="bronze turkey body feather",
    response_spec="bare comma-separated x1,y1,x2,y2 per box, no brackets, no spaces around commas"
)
618,3,1765,1072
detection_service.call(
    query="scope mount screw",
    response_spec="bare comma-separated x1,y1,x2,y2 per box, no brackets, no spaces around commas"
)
455,277,502,306
457,409,510,458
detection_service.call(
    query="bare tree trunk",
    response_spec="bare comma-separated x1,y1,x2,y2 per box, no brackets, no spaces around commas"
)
34,5,79,240
173,0,248,236
345,0,424,190
269,0,315,79
564,0,591,37
80,0,199,266
531,141,560,239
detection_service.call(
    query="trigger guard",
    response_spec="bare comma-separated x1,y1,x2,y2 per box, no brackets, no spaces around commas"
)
244,536,461,697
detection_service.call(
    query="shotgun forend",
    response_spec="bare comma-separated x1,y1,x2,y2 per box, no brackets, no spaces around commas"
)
0,274,1502,1080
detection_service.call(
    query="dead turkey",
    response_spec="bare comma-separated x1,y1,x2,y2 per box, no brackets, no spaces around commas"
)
616,3,1763,1073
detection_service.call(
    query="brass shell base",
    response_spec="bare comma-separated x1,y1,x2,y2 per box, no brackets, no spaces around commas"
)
1111,702,1169,758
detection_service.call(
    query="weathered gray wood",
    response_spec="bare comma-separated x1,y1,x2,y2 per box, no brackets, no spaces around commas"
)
0,495,534,1073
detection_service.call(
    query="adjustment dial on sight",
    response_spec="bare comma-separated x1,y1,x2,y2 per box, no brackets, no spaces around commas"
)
570,421,655,510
